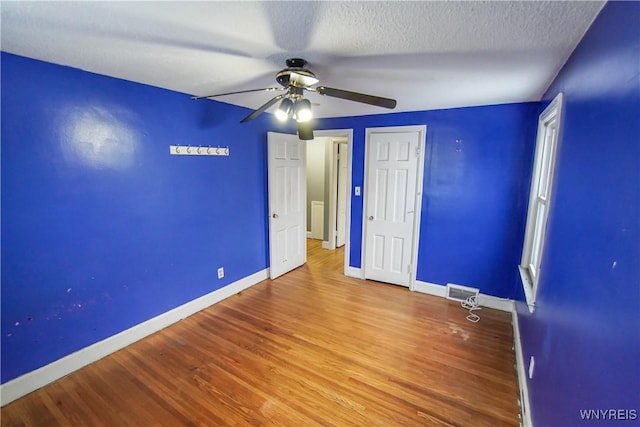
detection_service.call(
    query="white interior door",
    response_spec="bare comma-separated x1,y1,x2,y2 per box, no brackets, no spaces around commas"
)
336,143,348,248
364,131,420,287
268,132,306,279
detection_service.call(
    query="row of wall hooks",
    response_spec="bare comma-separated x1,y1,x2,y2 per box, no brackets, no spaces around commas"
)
170,145,230,156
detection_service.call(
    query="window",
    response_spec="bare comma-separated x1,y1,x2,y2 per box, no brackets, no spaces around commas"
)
520,93,563,312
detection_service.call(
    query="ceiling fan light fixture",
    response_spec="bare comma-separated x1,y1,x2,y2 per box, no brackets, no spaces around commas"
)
275,98,294,121
294,98,312,123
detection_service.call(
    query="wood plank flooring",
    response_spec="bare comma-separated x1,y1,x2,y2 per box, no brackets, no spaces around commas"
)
1,240,520,426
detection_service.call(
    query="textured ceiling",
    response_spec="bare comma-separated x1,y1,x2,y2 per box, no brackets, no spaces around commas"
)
1,1,605,118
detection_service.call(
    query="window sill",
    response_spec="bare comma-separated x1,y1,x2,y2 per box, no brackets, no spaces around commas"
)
518,266,536,313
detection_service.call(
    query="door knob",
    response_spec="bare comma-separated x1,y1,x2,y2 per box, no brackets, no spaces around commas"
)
272,213,279,219
368,216,374,221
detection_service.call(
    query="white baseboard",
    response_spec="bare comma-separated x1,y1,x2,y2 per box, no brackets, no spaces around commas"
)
345,266,362,279
413,281,514,313
412,280,447,297
0,268,269,406
322,241,332,250
512,308,533,427
478,294,514,312
306,231,312,238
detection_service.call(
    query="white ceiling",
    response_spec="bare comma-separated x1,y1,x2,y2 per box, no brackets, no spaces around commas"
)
1,1,605,119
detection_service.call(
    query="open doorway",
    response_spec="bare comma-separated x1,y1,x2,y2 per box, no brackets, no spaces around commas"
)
304,129,353,275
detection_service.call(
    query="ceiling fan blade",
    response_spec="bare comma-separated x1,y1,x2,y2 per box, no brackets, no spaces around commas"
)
193,87,283,100
315,86,397,109
240,94,286,123
297,121,314,140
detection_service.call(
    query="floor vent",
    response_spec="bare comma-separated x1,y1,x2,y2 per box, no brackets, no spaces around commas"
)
445,283,479,302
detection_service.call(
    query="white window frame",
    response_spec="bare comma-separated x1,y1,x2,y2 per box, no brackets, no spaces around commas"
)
519,92,563,313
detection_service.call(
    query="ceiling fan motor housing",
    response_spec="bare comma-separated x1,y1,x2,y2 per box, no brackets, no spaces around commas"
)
276,58,318,88
286,58,307,68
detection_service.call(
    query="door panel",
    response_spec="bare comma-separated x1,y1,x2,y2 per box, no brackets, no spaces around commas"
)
390,237,404,273
268,132,306,279
393,169,408,222
364,131,419,286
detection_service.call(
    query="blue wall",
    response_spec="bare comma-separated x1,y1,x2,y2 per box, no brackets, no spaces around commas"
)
516,2,640,426
317,103,538,299
1,53,540,384
0,53,284,383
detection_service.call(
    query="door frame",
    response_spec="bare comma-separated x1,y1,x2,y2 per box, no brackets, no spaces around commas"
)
361,125,427,289
311,129,353,277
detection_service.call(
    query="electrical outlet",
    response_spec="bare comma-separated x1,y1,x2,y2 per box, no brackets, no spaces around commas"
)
528,356,535,379
217,267,224,279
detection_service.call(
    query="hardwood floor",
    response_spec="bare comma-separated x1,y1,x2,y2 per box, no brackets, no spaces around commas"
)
1,240,520,426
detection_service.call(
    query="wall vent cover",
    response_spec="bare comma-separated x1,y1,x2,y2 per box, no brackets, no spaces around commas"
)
446,283,479,302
